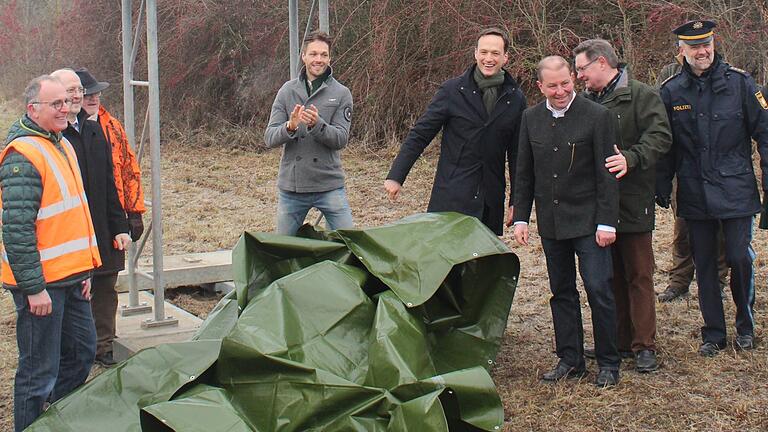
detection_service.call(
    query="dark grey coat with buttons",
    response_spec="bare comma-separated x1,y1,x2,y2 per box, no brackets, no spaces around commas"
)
386,65,526,235
657,56,768,220
513,95,619,240
264,67,353,193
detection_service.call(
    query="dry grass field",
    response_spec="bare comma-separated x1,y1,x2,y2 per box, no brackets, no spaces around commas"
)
0,101,767,430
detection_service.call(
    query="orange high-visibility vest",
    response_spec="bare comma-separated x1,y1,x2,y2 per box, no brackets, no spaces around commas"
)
0,135,101,285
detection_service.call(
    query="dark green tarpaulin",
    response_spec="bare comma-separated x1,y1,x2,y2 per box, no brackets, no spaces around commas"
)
28,212,519,431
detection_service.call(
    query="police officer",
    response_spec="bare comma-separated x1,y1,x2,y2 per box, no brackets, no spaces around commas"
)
657,20,768,356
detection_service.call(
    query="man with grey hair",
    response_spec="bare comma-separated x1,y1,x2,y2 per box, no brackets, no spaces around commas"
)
573,39,672,372
1,75,101,431
51,68,131,367
513,56,621,387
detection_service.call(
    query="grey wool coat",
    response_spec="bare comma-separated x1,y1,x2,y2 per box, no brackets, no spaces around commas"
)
513,95,619,240
264,67,353,193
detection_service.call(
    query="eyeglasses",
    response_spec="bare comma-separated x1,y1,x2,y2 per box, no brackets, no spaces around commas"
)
31,98,72,111
83,92,101,99
575,58,599,73
65,86,84,95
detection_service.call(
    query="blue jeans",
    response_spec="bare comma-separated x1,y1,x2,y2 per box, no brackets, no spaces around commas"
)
12,282,96,431
277,187,354,235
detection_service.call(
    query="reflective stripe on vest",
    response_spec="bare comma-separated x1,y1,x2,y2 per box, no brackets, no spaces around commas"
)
13,137,89,220
37,193,89,220
38,235,99,261
1,234,97,264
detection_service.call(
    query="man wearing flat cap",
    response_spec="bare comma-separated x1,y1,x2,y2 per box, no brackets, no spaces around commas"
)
75,68,146,367
657,20,768,356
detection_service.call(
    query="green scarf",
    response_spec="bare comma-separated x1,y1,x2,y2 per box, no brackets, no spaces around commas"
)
473,66,505,115
304,67,331,97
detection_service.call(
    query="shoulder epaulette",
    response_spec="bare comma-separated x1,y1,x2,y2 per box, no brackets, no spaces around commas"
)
659,72,682,88
728,65,749,76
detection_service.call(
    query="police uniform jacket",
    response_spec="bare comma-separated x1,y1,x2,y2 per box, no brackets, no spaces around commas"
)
386,65,527,235
513,95,619,240
658,56,768,220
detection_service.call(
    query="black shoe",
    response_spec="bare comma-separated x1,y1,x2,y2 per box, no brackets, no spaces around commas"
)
735,334,754,351
635,350,658,373
584,347,633,360
699,342,723,357
658,286,689,302
594,369,619,387
541,363,587,382
95,352,117,368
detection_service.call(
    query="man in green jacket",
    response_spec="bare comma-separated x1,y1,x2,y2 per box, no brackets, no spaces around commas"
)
574,39,672,372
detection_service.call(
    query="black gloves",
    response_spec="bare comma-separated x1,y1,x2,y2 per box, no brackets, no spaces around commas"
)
127,213,144,241
655,195,671,209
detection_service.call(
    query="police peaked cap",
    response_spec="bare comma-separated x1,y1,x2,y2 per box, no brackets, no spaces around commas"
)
673,20,716,45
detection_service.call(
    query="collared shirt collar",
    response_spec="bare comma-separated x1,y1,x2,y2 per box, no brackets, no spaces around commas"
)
545,92,577,118
587,67,625,103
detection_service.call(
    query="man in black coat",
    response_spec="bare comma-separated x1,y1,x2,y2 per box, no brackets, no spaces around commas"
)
513,56,621,387
52,69,130,367
656,21,768,355
384,27,526,235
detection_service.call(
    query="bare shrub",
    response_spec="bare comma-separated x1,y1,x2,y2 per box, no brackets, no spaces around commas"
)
1,0,765,147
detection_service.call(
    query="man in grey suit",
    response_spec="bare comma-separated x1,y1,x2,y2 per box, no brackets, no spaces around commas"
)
264,31,354,235
513,56,621,387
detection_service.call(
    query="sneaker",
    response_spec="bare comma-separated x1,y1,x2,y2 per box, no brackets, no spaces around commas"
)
735,335,754,351
635,350,658,373
594,369,619,388
658,286,689,302
95,352,117,368
584,347,633,360
699,342,722,357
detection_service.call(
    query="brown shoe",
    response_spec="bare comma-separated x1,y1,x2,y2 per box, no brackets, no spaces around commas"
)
658,286,689,302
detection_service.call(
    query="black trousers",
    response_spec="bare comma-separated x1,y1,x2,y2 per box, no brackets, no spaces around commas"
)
90,273,119,356
688,216,756,345
541,235,620,371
